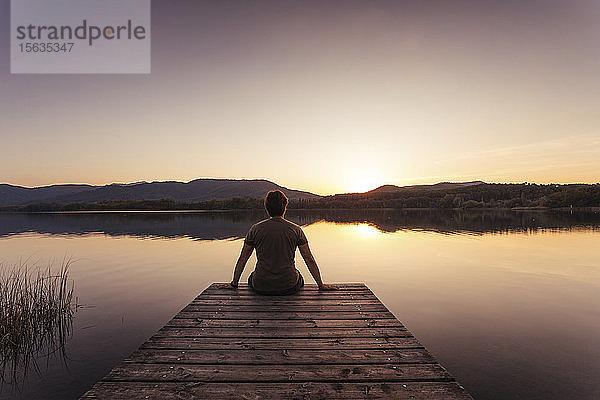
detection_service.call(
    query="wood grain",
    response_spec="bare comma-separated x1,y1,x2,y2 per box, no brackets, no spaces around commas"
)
81,381,473,399
79,282,473,399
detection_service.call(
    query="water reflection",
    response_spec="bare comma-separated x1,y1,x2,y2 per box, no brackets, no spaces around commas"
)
1,314,73,392
0,209,599,241
294,209,600,234
0,263,77,392
0,211,598,400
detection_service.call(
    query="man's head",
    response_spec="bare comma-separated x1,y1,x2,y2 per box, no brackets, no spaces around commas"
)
264,190,288,217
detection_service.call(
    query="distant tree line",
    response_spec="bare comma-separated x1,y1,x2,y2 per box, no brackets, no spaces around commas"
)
295,183,600,209
3,197,264,212
1,183,598,212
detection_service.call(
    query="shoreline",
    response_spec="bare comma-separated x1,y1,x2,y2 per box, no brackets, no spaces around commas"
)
0,206,598,214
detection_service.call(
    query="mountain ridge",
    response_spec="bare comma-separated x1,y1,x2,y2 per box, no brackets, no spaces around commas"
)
0,179,489,206
0,179,317,206
0,179,489,205
2,180,597,210
365,181,485,194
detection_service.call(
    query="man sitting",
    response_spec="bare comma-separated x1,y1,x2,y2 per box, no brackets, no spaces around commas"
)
230,190,334,294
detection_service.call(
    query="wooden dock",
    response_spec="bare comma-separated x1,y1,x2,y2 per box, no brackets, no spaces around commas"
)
81,283,472,399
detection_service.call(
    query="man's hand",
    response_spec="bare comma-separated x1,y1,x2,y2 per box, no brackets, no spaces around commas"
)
318,283,337,291
231,243,253,290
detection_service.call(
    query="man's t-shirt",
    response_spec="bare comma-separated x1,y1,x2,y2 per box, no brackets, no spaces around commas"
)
244,217,308,292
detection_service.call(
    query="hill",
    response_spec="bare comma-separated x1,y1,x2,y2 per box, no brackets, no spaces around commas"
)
2,180,598,211
0,184,97,206
305,182,600,209
0,179,318,206
366,181,485,194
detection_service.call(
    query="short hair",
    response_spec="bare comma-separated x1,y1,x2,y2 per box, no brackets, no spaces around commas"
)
264,190,288,217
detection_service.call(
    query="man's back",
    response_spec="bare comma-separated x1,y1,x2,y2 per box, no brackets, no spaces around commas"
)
244,217,307,291
230,190,332,293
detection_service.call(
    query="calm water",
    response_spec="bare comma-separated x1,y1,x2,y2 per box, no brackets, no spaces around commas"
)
0,210,599,399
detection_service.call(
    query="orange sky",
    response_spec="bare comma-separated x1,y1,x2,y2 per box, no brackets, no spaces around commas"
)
1,1,599,195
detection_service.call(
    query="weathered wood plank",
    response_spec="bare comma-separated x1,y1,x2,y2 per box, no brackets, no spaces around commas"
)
166,318,403,328
183,304,389,312
203,287,373,293
196,290,377,301
191,298,382,305
154,326,409,338
207,283,369,290
141,337,422,350
202,284,373,294
126,349,430,365
175,311,396,320
81,381,473,400
103,363,448,382
199,290,375,298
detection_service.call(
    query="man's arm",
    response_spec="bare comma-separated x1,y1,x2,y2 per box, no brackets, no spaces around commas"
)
298,243,335,290
231,243,254,288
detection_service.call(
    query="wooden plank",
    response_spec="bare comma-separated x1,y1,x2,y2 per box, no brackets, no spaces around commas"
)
204,287,373,292
154,327,409,338
166,318,403,328
191,298,382,305
141,337,422,350
102,363,449,382
81,381,473,400
207,283,369,290
126,349,430,365
200,290,375,297
183,304,389,312
196,293,381,300
203,285,373,295
175,311,396,320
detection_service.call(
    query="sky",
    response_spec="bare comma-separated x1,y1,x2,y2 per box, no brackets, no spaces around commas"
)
1,0,599,195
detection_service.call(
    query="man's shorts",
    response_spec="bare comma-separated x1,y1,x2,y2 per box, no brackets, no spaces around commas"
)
247,271,305,295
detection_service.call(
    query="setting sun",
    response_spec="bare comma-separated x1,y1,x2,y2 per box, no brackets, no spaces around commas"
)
347,179,379,193
340,164,387,193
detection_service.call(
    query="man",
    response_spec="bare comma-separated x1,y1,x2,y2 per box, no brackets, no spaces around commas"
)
230,190,334,294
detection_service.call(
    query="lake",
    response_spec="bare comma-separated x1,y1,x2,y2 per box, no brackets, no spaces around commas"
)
0,209,599,399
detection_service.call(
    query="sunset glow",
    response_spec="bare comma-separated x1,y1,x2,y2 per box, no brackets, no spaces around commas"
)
2,2,599,399
2,1,599,194
351,223,382,238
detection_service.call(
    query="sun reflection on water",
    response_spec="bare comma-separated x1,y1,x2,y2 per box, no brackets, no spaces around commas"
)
349,223,382,238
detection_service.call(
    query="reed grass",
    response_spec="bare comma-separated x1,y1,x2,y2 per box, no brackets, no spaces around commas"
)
0,259,77,385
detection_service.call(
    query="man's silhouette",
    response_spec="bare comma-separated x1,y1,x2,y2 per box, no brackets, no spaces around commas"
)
230,190,334,294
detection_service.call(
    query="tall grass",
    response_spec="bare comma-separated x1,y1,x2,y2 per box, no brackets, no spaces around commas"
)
0,259,78,386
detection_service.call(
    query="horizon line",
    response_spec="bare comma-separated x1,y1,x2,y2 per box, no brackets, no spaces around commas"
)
2,177,599,197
